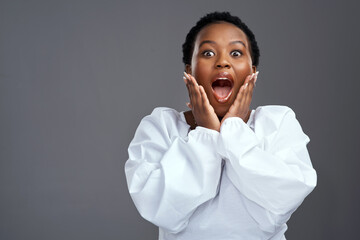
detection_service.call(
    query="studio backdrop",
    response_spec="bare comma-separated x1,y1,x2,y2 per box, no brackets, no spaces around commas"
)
1,0,359,239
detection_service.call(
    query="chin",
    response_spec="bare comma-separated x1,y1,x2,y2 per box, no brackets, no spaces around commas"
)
214,105,230,118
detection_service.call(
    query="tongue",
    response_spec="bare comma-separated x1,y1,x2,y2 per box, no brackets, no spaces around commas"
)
213,86,232,98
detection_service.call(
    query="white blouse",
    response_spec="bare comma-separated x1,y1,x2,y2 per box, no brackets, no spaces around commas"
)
125,105,317,240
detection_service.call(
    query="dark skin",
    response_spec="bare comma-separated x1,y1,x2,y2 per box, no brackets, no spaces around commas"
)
183,22,258,131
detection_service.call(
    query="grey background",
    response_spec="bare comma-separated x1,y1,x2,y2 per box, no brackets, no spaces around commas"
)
1,0,359,239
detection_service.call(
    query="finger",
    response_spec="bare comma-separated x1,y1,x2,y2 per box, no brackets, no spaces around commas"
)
240,72,255,102
199,85,210,106
243,82,249,90
184,72,196,87
241,77,256,109
185,73,196,94
244,73,255,88
187,79,195,105
188,74,201,102
234,73,253,106
192,86,201,109
189,84,195,107
243,81,254,105
183,76,190,91
184,73,203,113
186,73,204,114
184,72,194,90
250,71,259,87
184,72,196,95
184,72,191,81
238,74,253,106
189,73,199,88
187,80,201,111
232,84,246,109
186,102,192,109
254,71,259,84
247,72,257,92
185,77,192,98
183,74,193,96
243,73,254,86
243,74,255,91
198,86,207,113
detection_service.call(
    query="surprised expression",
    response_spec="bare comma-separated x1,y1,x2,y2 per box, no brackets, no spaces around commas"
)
186,22,256,117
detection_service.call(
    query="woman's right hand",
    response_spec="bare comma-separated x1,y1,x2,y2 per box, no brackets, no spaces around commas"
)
184,72,220,132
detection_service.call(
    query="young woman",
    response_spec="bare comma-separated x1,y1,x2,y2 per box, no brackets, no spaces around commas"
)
125,11,317,240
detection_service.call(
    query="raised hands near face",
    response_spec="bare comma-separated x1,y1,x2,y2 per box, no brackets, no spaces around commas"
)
183,72,221,132
221,71,258,124
184,71,258,131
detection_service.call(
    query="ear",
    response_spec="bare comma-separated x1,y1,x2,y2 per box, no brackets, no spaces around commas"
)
185,64,192,75
252,65,257,73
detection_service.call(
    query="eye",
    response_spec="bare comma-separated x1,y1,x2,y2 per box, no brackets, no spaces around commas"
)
230,50,242,57
202,50,215,57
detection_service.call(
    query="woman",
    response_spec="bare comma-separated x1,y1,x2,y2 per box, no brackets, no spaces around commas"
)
125,11,317,239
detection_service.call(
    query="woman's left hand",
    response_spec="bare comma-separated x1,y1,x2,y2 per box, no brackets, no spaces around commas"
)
221,71,258,124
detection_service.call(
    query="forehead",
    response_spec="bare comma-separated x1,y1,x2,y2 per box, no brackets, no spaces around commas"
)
195,22,249,47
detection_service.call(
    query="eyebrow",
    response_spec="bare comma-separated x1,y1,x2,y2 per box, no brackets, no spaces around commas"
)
230,40,246,47
199,40,246,48
199,40,216,48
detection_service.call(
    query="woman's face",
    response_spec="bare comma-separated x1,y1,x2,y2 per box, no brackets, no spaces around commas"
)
186,22,256,117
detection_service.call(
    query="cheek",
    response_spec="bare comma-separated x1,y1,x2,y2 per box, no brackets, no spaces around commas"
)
192,60,212,84
234,62,253,85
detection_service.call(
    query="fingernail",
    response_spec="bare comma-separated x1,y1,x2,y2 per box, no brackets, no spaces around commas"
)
184,72,190,79
251,73,255,80
183,76,187,83
254,71,259,83
244,83,249,89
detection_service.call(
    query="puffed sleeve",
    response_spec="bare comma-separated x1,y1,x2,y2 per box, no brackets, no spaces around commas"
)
125,108,222,233
218,106,317,231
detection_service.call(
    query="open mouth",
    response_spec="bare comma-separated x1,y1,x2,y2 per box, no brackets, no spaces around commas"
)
211,78,234,103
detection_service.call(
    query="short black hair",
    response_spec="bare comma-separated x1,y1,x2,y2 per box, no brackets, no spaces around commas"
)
182,11,260,67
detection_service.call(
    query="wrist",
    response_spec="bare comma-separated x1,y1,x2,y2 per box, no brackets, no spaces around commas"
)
222,110,251,124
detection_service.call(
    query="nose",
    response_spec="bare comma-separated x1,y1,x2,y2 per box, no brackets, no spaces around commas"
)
215,53,230,69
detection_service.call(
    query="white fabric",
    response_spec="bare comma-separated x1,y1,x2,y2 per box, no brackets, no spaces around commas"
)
125,105,317,240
